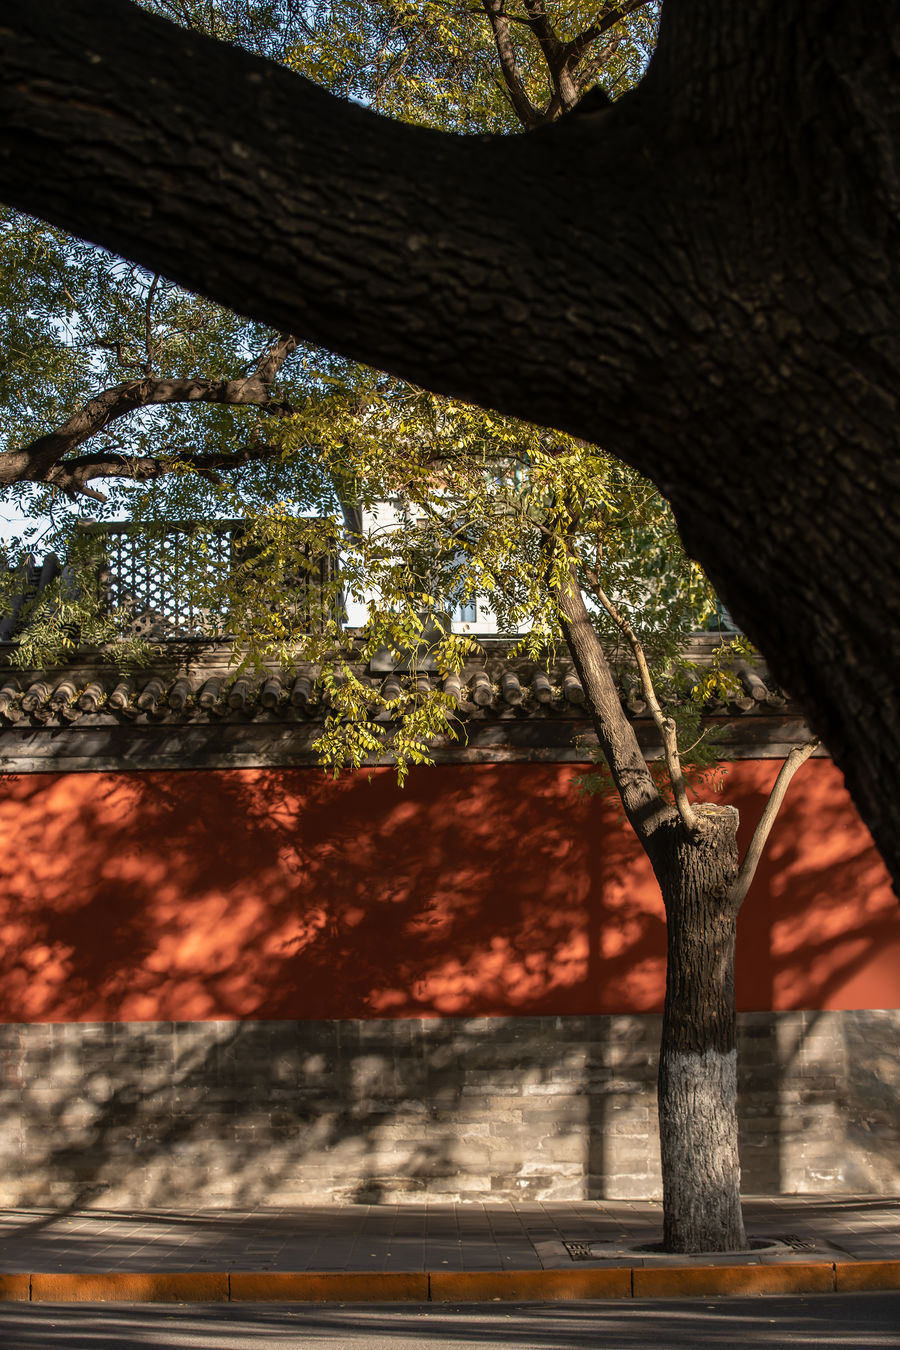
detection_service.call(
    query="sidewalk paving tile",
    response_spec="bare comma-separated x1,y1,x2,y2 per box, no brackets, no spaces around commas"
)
0,1196,895,1277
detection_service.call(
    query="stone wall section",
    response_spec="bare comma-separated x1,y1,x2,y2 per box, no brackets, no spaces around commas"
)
0,1011,896,1207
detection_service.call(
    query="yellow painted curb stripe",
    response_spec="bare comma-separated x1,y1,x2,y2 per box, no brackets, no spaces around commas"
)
30,1272,229,1303
835,1260,900,1291
0,1261,897,1302
0,1274,29,1302
633,1262,835,1298
230,1272,428,1302
430,1268,632,1301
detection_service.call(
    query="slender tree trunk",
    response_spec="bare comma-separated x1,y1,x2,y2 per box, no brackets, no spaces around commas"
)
654,806,747,1253
556,573,748,1251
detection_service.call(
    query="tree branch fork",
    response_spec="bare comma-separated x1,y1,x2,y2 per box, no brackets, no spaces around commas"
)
561,567,820,913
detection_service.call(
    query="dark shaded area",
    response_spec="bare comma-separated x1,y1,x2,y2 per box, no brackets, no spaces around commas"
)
1,1293,900,1349
0,1015,662,1208
1,1010,897,1210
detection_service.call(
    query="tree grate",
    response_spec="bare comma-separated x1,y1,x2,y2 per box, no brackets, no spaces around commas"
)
564,1236,818,1260
564,1241,597,1260
781,1235,818,1250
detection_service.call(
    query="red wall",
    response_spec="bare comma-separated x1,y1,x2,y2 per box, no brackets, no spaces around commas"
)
0,760,897,1023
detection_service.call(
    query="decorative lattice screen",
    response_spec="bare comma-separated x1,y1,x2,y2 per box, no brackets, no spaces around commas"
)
82,521,340,639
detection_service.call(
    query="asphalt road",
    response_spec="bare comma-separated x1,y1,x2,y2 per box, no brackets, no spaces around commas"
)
0,1293,898,1349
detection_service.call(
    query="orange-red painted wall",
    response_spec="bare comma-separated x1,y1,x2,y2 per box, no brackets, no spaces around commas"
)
0,760,897,1024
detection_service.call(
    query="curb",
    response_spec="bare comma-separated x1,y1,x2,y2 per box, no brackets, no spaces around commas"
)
0,1261,897,1303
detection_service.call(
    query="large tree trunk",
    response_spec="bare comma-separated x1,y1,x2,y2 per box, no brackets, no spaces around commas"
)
2,0,899,893
654,806,747,1253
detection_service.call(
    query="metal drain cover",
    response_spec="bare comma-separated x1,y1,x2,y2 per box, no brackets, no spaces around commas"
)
781,1235,818,1250
564,1241,614,1260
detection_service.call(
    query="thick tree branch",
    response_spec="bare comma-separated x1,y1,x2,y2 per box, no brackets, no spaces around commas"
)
42,442,283,502
564,0,652,68
727,738,822,910
1,0,900,894
0,0,657,439
0,332,297,490
542,0,654,119
520,2,563,72
481,0,543,128
486,0,652,125
250,333,297,386
517,0,581,116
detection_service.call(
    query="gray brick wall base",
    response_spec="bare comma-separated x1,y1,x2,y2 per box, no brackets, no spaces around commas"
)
0,1011,896,1207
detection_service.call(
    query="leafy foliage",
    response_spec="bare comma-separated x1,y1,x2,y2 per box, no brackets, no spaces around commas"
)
286,1,658,132
0,0,746,799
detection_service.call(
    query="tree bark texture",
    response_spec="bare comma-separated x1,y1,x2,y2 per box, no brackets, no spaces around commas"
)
1,0,899,891
655,806,747,1252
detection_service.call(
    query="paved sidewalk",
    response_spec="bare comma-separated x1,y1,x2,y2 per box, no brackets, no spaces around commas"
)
0,1197,896,1302
0,1196,897,1271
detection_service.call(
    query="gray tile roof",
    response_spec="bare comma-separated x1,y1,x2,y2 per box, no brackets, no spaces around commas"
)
0,635,793,730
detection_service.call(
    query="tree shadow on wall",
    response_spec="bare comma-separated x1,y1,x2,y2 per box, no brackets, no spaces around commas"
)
2,1013,663,1213
0,760,896,1208
732,764,900,1195
0,763,668,1208
0,764,667,1024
